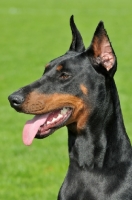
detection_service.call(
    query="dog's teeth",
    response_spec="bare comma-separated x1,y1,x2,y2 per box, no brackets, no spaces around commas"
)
61,107,68,115
46,109,68,126
52,115,63,123
52,118,56,123
47,121,51,125
58,114,63,119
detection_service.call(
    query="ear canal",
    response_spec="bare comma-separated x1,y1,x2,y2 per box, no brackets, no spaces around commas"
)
69,15,85,53
87,21,117,76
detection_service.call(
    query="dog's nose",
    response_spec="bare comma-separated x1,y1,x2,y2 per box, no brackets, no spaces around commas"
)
8,94,24,108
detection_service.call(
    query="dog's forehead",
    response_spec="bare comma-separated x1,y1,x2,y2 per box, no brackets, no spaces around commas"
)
49,51,79,67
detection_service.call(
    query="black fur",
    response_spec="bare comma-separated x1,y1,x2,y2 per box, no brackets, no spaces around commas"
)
8,16,132,200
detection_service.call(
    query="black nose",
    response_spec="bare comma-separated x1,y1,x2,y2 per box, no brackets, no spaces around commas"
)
8,93,24,108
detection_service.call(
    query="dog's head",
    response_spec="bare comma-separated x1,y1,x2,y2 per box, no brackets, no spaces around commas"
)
8,16,117,145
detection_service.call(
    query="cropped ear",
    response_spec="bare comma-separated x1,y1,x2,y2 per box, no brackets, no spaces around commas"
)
69,15,85,53
86,21,117,77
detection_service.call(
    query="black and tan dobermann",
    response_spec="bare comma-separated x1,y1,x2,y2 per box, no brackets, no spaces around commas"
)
8,16,132,199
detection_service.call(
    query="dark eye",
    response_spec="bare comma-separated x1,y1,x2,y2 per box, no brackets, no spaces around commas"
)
59,72,71,80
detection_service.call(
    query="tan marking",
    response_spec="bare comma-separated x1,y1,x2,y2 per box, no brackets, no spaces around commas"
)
21,92,90,131
80,84,88,95
56,65,63,71
45,63,50,68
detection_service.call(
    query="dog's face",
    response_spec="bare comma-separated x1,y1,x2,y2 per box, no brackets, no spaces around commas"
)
8,16,116,145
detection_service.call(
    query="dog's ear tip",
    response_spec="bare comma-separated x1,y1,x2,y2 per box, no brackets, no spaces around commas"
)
97,21,105,31
99,21,104,26
95,21,108,38
70,15,74,24
69,15,85,53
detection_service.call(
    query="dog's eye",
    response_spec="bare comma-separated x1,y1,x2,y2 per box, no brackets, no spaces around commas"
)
59,72,70,80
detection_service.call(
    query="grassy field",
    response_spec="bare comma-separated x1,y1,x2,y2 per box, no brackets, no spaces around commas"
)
0,0,132,199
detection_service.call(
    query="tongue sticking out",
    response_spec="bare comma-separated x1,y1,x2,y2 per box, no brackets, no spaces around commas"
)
22,114,50,146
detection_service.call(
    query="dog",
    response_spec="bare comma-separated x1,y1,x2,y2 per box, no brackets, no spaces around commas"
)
8,16,132,199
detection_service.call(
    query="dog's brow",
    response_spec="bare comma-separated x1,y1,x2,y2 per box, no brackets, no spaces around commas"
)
56,65,63,71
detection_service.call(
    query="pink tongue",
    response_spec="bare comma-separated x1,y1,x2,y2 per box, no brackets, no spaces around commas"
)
22,114,50,146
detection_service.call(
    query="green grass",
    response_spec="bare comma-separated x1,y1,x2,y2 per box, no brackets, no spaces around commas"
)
0,0,132,199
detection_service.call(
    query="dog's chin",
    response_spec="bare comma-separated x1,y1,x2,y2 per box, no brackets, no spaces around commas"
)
35,107,72,139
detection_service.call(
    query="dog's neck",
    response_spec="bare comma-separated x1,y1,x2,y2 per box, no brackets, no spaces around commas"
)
67,80,132,169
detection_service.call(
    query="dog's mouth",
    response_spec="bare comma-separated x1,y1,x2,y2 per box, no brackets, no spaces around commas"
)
22,107,72,146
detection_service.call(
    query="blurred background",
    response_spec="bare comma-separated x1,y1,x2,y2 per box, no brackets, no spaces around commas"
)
1,0,132,199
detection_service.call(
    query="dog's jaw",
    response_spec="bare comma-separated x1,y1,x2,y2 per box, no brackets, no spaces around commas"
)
22,107,72,146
